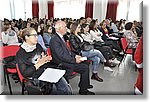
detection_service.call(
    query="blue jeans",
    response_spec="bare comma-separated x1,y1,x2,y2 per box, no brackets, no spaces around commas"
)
81,49,106,73
51,77,72,95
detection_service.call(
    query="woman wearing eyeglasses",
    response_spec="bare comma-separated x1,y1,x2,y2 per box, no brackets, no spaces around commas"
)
16,27,72,95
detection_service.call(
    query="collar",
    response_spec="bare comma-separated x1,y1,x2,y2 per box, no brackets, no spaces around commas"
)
21,42,36,52
57,32,63,39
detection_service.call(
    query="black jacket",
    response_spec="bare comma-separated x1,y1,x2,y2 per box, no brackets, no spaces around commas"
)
16,44,50,78
69,34,82,55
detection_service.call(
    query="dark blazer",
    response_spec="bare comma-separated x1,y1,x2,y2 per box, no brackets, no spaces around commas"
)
49,33,76,65
50,33,90,89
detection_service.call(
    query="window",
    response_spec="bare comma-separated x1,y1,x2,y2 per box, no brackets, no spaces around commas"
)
54,0,86,19
0,0,32,20
0,0,11,20
117,0,142,22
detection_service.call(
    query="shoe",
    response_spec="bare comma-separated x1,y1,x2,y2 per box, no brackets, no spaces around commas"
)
119,51,124,55
91,73,103,82
79,89,95,95
112,58,120,64
104,66,113,72
88,85,93,89
104,62,116,67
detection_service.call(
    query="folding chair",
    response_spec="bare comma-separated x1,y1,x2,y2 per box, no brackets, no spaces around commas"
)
0,45,20,94
16,64,26,95
118,37,132,67
46,48,51,56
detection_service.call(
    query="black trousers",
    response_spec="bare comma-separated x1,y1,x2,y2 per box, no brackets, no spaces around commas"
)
62,62,90,91
105,40,122,52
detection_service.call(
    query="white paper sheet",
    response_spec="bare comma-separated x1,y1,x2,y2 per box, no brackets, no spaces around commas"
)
80,57,87,61
38,68,66,83
109,37,119,40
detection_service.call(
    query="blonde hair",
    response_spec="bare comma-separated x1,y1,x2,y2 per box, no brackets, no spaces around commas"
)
21,27,35,41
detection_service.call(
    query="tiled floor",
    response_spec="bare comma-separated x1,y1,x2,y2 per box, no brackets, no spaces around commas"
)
1,55,138,95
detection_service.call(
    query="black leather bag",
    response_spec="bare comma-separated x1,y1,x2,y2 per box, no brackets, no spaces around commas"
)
80,41,94,51
94,41,106,48
25,78,52,95
3,56,16,68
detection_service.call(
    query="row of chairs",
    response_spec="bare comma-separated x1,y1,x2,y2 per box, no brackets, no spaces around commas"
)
0,42,77,95
0,37,132,95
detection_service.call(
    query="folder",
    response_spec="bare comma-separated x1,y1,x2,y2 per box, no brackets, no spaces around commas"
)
38,68,66,83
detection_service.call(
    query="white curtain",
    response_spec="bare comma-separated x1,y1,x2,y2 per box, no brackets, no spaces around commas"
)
93,0,108,24
39,0,48,19
0,0,32,20
0,0,11,20
116,0,128,21
54,0,86,19
128,0,142,22
117,0,142,22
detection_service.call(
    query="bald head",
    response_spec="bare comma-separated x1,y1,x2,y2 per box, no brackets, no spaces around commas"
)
55,20,67,35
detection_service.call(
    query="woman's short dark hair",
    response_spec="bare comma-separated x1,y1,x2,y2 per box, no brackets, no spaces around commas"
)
125,22,133,30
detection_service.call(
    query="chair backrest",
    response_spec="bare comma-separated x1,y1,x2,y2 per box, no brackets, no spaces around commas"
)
66,40,71,50
46,48,51,56
16,64,25,83
0,45,20,59
121,37,128,51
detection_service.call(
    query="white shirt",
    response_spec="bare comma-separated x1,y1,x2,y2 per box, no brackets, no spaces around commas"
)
57,32,64,41
90,30,104,42
81,32,94,44
1,30,19,45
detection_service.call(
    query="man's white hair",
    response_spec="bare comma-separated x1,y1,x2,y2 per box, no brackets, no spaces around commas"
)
55,20,65,32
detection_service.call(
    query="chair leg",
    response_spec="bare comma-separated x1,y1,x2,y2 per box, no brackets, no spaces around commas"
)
3,67,7,85
22,81,25,95
6,73,12,95
118,54,125,67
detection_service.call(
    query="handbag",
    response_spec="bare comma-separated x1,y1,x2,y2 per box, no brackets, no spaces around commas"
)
94,41,106,48
80,41,94,51
3,56,16,68
25,78,52,95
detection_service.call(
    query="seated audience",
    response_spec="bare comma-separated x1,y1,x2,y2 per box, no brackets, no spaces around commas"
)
43,25,53,47
89,20,122,54
16,27,72,95
1,22,19,45
98,20,122,53
80,23,118,67
50,20,95,95
33,24,47,51
70,22,105,82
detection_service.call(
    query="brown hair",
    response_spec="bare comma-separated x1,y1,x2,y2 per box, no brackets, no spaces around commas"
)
89,20,96,31
70,22,79,34
100,20,105,27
